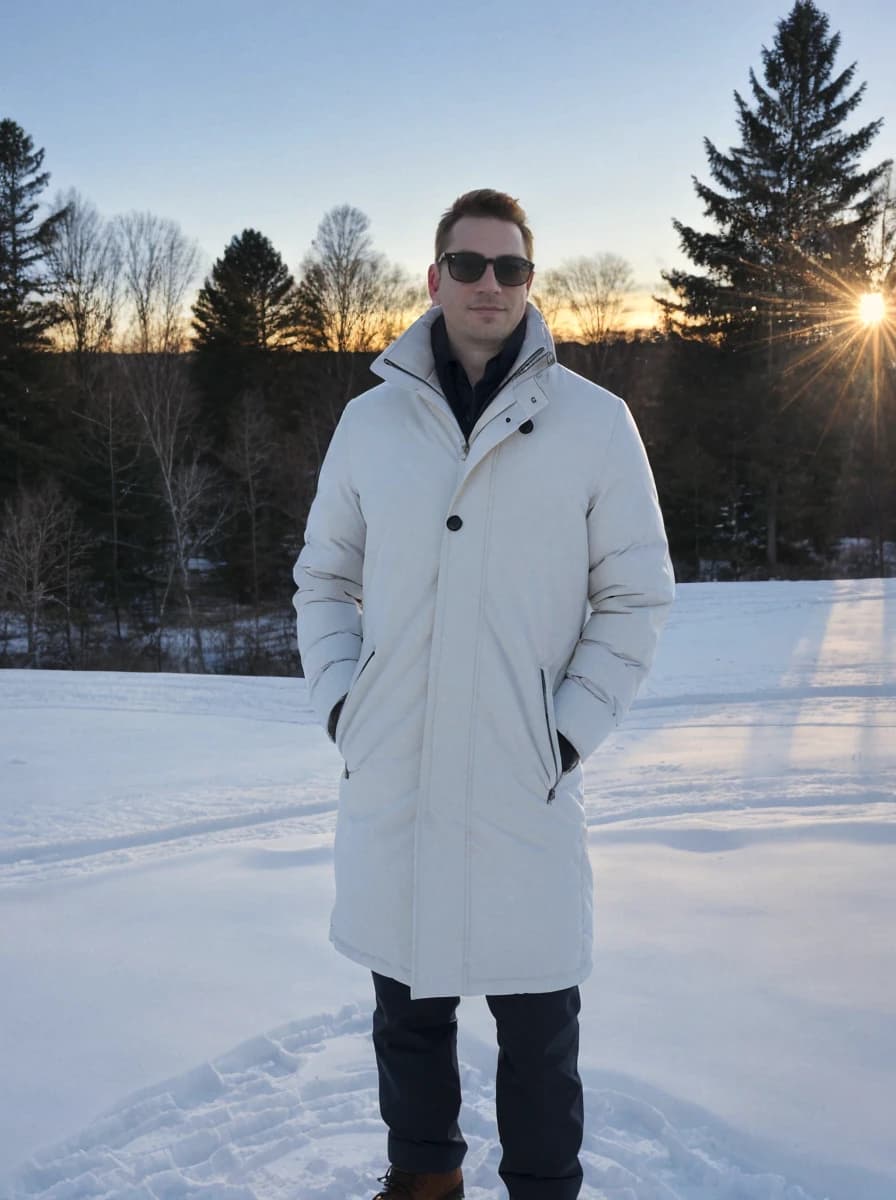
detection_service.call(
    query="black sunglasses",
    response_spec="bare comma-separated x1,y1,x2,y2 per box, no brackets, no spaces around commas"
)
437,251,534,287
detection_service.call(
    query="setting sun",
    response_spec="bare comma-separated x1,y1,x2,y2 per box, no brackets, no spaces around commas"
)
858,291,886,325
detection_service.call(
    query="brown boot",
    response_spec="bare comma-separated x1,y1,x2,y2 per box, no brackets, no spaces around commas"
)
372,1164,464,1199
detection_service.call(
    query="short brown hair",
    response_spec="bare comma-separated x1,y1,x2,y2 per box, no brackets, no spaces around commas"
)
434,189,534,261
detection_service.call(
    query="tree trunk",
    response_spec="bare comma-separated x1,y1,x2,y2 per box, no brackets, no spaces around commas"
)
766,474,778,567
108,408,123,641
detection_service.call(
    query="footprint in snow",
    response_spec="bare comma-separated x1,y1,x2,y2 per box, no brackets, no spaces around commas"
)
5,1004,822,1199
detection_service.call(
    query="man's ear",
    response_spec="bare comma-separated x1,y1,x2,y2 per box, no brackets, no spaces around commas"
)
427,262,441,303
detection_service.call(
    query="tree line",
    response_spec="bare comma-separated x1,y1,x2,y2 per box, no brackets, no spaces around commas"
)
1,0,894,671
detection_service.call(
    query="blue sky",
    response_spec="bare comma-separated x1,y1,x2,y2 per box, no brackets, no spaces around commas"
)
5,0,895,298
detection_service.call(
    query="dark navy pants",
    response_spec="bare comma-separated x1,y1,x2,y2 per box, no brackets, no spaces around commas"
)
371,971,584,1199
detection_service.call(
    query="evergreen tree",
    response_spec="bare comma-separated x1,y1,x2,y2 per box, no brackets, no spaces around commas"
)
190,230,300,598
0,120,68,355
0,119,68,489
660,2,891,567
192,228,297,351
191,228,298,448
662,1,889,338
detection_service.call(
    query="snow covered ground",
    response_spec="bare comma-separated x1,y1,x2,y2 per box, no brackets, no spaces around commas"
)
0,579,894,1200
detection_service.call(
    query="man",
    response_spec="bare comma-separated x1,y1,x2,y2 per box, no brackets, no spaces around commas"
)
293,190,674,1200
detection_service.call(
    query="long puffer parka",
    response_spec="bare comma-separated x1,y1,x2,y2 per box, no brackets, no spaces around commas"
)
293,303,674,998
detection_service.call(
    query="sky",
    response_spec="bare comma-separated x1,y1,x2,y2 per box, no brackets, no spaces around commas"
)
4,0,896,322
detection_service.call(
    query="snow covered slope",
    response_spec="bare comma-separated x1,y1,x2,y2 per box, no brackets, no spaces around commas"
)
1,580,894,1199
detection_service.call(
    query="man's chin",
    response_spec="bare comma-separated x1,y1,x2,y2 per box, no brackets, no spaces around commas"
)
465,313,511,338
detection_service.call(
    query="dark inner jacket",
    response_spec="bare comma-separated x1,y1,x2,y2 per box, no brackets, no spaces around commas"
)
327,311,579,773
430,310,526,441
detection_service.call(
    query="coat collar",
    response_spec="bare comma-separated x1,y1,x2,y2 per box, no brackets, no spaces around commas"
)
370,301,557,400
372,304,560,505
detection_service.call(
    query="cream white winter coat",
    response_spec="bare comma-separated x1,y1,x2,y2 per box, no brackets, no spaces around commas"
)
293,303,674,998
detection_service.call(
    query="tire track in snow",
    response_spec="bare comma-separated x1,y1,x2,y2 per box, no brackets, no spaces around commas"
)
633,683,895,710
4,770,893,887
3,1005,824,1200
0,670,315,726
583,775,896,829
4,673,891,886
0,799,337,869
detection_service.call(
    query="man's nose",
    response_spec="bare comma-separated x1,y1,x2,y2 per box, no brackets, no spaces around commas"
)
476,262,501,289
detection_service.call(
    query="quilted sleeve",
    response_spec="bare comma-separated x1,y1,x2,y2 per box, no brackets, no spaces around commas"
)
553,399,675,762
292,405,365,733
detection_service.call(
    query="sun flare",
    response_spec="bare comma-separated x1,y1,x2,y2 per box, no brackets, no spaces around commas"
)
858,291,886,325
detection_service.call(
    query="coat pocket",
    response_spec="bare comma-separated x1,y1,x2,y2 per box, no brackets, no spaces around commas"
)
335,646,376,773
539,667,562,804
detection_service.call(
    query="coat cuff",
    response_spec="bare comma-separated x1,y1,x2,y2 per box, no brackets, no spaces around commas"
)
327,696,347,742
553,675,617,764
309,659,357,733
557,731,580,773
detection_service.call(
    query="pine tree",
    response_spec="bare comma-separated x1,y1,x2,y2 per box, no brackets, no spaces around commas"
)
662,1,889,338
190,230,299,602
192,228,298,351
0,120,68,354
0,119,69,489
191,228,297,444
660,2,891,568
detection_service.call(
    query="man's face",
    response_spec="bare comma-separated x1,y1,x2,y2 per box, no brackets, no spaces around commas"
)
427,216,533,349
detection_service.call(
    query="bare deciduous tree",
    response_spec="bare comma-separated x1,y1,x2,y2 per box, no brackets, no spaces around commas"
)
46,189,120,363
222,390,277,614
866,166,896,293
118,354,228,669
73,360,146,640
0,480,93,665
531,275,565,337
539,253,634,343
296,205,422,398
116,212,200,353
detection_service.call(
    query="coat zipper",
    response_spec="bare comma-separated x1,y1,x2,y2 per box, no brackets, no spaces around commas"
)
540,668,560,804
355,647,375,681
382,348,551,458
458,348,551,445
382,346,549,396
381,358,444,399
502,346,550,387
382,358,466,455
342,649,376,778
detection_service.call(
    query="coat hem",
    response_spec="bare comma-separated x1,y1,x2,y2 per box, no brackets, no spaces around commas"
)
330,928,592,998
330,930,413,988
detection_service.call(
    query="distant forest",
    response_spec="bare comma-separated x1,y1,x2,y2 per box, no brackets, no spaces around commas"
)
1,0,894,671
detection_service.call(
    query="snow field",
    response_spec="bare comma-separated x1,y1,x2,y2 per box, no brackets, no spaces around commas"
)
1,579,894,1199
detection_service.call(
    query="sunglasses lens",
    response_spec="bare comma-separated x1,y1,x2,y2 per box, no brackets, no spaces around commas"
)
495,256,532,285
448,252,487,282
